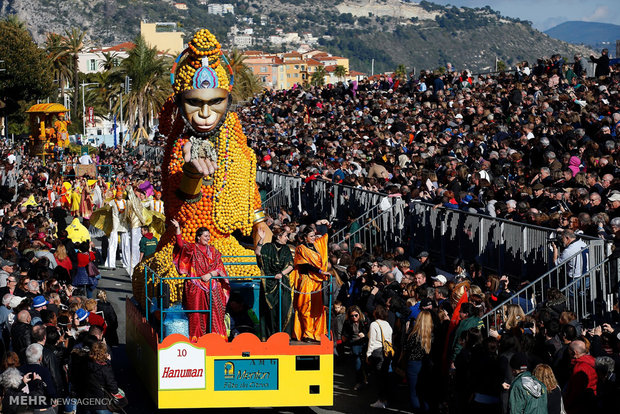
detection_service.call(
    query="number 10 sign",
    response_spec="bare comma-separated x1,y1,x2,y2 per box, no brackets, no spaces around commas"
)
159,342,206,390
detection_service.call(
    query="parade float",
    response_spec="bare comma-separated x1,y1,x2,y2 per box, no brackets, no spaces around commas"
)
126,29,333,409
26,103,71,162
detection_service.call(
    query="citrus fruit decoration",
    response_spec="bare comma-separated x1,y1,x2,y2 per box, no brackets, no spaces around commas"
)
132,29,263,308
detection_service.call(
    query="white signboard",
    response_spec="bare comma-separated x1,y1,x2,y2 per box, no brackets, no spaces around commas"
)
158,342,206,390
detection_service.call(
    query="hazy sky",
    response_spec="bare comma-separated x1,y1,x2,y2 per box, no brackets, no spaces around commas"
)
429,0,620,31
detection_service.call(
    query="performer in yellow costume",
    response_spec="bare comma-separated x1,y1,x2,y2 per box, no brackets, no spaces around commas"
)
54,112,71,148
133,28,270,307
290,227,329,342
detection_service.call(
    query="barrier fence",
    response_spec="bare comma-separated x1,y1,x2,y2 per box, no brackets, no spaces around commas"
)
408,201,606,280
482,254,619,331
256,170,617,325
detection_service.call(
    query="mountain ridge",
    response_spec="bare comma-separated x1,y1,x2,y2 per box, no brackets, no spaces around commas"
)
544,21,620,51
0,0,594,73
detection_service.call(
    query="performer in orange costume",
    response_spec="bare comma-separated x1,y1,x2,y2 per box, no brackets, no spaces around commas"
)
171,218,230,340
290,226,329,342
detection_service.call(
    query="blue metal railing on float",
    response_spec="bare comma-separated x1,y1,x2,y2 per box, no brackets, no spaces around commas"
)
143,260,333,343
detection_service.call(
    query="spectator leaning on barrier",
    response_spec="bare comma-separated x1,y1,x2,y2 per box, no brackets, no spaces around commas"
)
552,229,588,280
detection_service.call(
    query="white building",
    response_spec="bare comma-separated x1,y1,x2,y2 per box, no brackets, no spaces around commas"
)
207,4,234,15
78,43,132,74
283,32,301,44
269,35,285,45
232,35,253,48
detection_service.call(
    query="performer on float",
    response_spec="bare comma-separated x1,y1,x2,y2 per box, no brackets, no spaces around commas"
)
54,112,71,148
255,226,294,338
148,191,165,214
133,28,271,309
290,226,330,342
170,218,229,340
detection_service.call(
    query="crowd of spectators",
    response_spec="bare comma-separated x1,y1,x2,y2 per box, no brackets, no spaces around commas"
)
0,141,151,413
240,51,620,241
234,51,620,413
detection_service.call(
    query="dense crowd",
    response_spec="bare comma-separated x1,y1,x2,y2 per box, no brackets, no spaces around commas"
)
241,50,620,239
0,48,617,414
234,50,620,413
0,141,160,413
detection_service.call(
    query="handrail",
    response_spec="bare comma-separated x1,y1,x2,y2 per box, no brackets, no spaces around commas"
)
144,264,333,342
481,246,588,325
478,246,618,333
331,204,383,243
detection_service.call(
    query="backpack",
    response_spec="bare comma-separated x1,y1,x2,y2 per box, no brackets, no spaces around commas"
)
378,323,394,358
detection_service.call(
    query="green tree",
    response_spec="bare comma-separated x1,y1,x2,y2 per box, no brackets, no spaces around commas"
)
45,32,72,106
310,66,326,86
0,18,54,120
496,60,507,72
334,65,347,81
119,35,169,134
61,28,86,116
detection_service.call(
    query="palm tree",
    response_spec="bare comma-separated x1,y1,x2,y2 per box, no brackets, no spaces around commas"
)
100,51,120,72
45,32,73,105
119,35,169,135
86,70,122,118
61,28,86,116
310,66,326,87
334,65,347,82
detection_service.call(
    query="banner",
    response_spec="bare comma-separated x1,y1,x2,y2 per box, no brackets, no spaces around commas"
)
88,107,94,126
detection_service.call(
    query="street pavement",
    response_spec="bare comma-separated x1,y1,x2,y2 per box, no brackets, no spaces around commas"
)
97,266,413,414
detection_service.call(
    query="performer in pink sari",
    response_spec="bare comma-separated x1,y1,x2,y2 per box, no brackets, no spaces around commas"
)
171,219,230,340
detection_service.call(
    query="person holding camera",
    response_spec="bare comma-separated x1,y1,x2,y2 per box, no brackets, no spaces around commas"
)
552,230,588,283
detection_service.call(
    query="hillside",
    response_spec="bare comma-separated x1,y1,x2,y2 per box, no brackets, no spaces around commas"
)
545,21,620,51
0,0,593,73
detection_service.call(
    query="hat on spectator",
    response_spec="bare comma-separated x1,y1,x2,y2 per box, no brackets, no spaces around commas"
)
608,193,620,202
532,183,544,191
455,114,463,119
510,352,529,371
9,296,24,308
0,258,14,267
462,195,473,205
32,295,47,308
420,298,434,309
417,251,429,258
76,308,90,322
432,275,447,285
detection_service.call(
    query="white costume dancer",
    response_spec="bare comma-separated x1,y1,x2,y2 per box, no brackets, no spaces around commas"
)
124,187,149,276
105,190,129,270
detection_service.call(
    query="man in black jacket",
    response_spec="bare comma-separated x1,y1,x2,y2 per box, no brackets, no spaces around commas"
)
590,49,610,78
11,310,32,363
32,324,66,398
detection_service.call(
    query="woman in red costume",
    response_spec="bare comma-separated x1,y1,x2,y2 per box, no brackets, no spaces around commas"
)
171,218,230,340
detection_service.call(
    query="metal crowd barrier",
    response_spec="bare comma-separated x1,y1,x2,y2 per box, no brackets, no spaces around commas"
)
331,198,406,254
482,252,618,332
256,169,611,285
408,201,605,279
